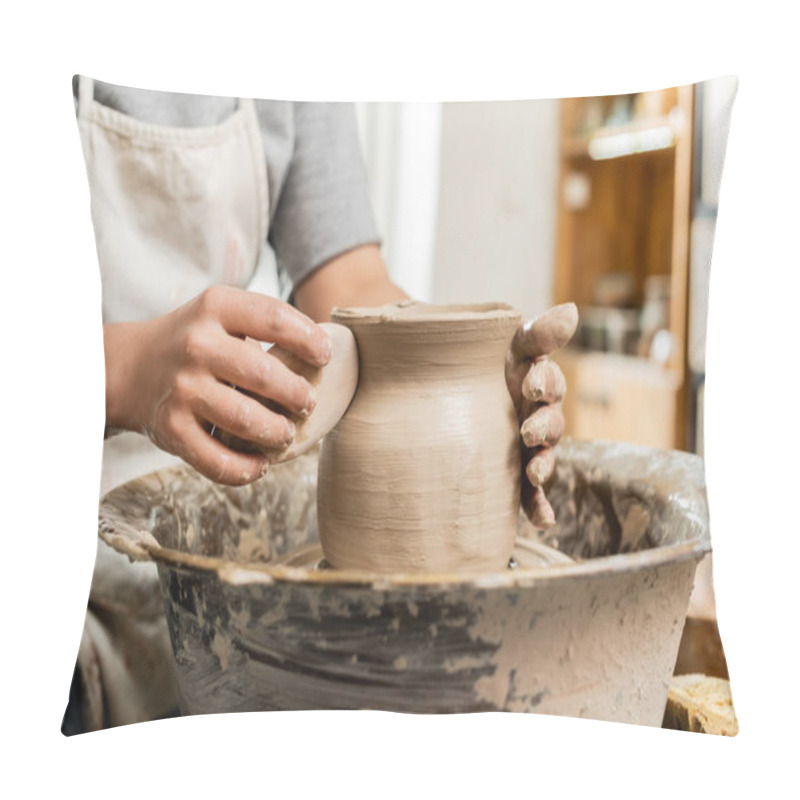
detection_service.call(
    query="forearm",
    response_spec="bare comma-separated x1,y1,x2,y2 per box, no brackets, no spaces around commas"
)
293,244,407,322
104,321,149,433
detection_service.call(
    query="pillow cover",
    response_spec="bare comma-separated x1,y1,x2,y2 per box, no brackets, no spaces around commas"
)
63,75,737,736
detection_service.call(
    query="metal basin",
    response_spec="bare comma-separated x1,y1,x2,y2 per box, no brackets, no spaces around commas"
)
98,438,710,726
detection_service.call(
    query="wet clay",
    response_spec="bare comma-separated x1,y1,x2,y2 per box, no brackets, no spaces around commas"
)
318,301,522,573
273,538,575,571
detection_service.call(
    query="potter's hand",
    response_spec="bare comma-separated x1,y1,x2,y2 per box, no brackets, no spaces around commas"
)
505,303,578,528
103,286,331,485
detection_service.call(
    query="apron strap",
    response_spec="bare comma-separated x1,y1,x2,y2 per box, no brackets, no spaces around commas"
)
78,75,94,121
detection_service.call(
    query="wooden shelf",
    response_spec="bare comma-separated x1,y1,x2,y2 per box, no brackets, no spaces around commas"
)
555,349,681,450
564,116,678,161
554,85,695,451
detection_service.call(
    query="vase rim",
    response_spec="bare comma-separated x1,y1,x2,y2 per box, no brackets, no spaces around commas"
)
331,300,521,326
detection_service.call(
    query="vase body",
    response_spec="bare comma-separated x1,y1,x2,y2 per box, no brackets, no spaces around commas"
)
318,301,522,573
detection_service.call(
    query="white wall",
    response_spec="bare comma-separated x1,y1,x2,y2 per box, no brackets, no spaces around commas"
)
432,99,560,321
356,102,441,301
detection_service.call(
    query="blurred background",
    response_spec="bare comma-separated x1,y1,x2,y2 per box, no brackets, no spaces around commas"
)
354,76,737,460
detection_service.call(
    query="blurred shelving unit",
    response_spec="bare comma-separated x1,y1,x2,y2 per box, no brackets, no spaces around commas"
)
553,85,695,451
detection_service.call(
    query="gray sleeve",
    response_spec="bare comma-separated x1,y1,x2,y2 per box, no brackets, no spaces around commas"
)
268,102,381,287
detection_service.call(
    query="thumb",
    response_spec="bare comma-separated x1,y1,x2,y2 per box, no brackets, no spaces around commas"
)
511,302,579,360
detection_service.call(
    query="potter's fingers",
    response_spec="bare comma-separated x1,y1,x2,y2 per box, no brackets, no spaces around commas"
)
523,485,556,529
511,303,578,360
168,414,269,486
204,337,317,418
203,286,332,367
522,359,567,403
525,446,557,487
192,379,296,454
504,357,527,411
520,405,566,449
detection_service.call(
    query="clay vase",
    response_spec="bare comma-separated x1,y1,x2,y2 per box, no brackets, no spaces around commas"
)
318,301,522,573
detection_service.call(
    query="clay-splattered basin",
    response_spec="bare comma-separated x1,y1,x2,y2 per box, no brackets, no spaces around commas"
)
98,439,710,726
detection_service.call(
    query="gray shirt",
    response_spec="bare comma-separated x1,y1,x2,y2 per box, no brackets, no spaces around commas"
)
73,76,380,290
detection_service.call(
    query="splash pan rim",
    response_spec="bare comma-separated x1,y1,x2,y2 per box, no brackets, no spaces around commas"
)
98,445,711,591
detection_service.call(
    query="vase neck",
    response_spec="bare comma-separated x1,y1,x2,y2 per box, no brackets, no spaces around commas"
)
347,318,519,384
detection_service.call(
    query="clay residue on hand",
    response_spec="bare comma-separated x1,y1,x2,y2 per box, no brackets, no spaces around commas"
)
215,322,358,464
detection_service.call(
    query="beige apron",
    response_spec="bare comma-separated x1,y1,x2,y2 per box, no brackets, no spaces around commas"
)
74,75,275,729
